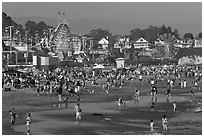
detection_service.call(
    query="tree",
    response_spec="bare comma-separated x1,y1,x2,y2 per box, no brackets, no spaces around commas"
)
87,28,112,41
198,32,202,38
160,25,168,35
36,21,49,37
2,12,19,35
172,29,180,39
25,20,37,37
87,28,113,50
129,28,144,41
166,26,172,34
183,33,194,40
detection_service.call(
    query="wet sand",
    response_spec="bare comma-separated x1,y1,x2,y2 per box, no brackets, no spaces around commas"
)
2,77,202,135
13,95,201,135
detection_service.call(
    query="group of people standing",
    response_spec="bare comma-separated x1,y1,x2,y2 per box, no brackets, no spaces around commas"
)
7,64,201,134
9,108,31,135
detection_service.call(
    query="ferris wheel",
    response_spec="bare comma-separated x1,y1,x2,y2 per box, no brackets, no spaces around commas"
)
156,33,178,59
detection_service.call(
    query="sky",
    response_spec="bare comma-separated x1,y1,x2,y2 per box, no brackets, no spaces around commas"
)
2,2,202,36
2,2,201,25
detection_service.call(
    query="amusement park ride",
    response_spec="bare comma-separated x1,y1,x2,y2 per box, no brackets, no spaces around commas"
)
156,33,179,59
3,11,182,68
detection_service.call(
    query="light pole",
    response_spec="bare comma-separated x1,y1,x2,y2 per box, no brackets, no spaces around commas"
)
25,30,29,65
8,26,14,66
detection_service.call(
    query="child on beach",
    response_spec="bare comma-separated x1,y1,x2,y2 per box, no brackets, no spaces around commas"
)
173,102,176,111
26,112,31,135
150,120,154,131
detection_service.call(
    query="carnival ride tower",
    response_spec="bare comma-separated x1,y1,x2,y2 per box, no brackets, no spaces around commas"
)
49,13,73,57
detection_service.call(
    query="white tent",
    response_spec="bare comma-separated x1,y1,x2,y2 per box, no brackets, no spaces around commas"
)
93,64,105,69
178,57,196,65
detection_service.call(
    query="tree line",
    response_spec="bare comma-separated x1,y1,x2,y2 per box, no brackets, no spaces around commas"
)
2,12,202,44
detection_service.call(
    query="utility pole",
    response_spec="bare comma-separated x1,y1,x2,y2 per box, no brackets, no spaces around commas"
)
25,30,28,65
8,26,14,65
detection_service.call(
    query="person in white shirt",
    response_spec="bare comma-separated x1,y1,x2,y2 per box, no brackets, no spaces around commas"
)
150,120,154,131
173,102,177,111
183,80,187,88
75,103,82,120
162,115,168,130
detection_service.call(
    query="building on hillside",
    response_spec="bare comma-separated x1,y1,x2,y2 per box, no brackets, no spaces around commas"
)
175,39,193,48
2,40,34,67
98,37,109,50
132,37,150,49
194,39,202,48
72,33,82,53
114,37,131,49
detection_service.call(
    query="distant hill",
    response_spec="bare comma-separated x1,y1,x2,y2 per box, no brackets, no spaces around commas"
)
12,16,201,36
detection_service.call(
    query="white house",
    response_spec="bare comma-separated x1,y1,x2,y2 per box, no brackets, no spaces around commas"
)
98,37,109,49
194,39,202,48
76,55,83,63
133,37,150,49
114,43,121,49
115,58,125,68
114,37,131,49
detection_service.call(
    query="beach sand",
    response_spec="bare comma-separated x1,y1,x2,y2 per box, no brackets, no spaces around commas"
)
2,77,202,135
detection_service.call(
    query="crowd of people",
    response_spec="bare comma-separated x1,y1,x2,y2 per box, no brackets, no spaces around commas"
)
4,64,202,134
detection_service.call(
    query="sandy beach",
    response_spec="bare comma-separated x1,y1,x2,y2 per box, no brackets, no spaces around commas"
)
2,77,202,135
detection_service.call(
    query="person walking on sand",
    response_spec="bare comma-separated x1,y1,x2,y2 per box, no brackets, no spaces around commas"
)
162,115,168,130
150,120,154,131
75,103,82,120
118,97,125,109
57,83,63,101
173,102,177,112
166,87,171,102
139,74,142,83
183,80,187,88
9,108,18,127
26,112,31,135
151,102,154,111
133,88,140,102
36,83,40,96
180,79,184,88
